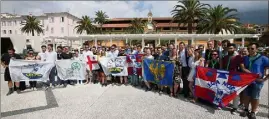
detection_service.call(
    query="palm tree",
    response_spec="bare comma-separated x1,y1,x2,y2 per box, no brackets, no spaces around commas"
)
128,18,146,34
171,0,209,45
197,5,240,34
21,16,43,36
94,10,109,34
75,16,96,34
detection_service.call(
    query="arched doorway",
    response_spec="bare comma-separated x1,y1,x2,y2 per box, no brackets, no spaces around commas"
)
1,37,14,54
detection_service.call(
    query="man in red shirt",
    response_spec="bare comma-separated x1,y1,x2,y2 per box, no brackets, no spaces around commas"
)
221,43,244,114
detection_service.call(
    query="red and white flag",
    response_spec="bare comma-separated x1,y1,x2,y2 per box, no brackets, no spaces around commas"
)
86,55,100,71
195,66,258,107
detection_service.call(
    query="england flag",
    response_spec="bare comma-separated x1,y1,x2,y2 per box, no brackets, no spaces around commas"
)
86,55,100,71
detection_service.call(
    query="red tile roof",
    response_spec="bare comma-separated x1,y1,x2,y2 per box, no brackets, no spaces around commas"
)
100,24,131,28
108,17,173,21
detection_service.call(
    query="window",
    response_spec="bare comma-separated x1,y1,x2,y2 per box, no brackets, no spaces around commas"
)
26,45,32,50
42,20,44,25
9,30,12,34
8,21,12,26
2,22,6,26
114,28,122,31
180,27,187,30
163,27,171,30
49,17,54,23
61,27,64,33
51,27,54,34
3,30,6,34
46,26,49,31
61,17,64,22
26,39,30,42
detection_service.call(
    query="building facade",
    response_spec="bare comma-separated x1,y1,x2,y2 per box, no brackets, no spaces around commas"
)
1,12,83,53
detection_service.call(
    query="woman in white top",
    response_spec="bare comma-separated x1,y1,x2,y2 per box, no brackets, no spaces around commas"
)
187,48,205,103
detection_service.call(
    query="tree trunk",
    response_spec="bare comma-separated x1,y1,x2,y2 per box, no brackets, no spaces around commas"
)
187,22,193,46
100,25,102,34
32,30,35,36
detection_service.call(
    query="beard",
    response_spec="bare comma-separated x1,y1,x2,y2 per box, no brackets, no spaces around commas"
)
228,51,234,55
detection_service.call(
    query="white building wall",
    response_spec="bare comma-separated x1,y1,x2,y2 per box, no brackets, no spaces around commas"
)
1,12,83,53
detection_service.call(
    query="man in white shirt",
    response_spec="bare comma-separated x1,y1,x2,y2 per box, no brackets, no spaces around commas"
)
106,44,119,85
106,44,119,58
178,42,190,98
83,45,93,84
44,44,57,89
37,45,47,61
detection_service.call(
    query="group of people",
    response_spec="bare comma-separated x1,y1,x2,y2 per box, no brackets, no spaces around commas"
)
1,40,269,119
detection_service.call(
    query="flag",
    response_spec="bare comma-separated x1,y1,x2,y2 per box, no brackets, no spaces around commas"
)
56,60,86,80
99,56,128,76
8,60,54,82
194,66,259,107
126,54,144,75
87,55,100,71
135,54,144,76
142,59,174,86
126,54,136,75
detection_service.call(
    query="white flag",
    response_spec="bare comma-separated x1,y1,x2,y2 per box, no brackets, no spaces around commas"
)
9,60,54,82
56,60,86,80
99,56,128,76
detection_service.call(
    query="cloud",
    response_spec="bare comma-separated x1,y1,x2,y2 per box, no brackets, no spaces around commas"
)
1,1,268,19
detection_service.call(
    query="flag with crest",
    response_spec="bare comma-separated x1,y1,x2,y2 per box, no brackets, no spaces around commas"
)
194,66,259,107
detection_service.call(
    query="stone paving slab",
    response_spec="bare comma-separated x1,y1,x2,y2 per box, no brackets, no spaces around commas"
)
1,73,268,119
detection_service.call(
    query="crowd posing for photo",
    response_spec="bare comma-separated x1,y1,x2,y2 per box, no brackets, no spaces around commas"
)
1,40,269,119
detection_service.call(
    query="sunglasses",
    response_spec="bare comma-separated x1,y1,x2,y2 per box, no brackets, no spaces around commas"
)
248,48,255,51
212,54,218,56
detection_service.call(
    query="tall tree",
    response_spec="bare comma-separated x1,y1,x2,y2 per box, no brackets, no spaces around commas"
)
21,16,43,36
128,18,146,34
197,5,240,34
171,0,209,45
94,10,109,34
75,16,96,34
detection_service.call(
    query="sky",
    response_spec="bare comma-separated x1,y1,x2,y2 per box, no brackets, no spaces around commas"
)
1,1,268,18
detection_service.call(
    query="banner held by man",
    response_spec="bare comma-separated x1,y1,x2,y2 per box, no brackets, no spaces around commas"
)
99,56,128,76
143,59,174,86
56,60,86,81
9,60,54,82
194,66,259,107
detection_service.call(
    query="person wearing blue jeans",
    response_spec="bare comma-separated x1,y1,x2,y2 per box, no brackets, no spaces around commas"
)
240,43,269,119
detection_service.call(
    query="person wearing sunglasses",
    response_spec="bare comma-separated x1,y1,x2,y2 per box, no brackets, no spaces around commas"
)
205,40,215,62
205,50,220,69
25,49,38,90
240,43,269,119
79,48,84,54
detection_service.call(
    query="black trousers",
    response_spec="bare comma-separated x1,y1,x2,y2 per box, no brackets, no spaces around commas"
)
181,67,190,97
29,81,37,88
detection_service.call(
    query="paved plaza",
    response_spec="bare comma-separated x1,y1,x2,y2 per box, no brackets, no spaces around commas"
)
1,73,268,119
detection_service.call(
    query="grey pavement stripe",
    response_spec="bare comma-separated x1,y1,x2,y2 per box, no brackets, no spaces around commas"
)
1,88,58,118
